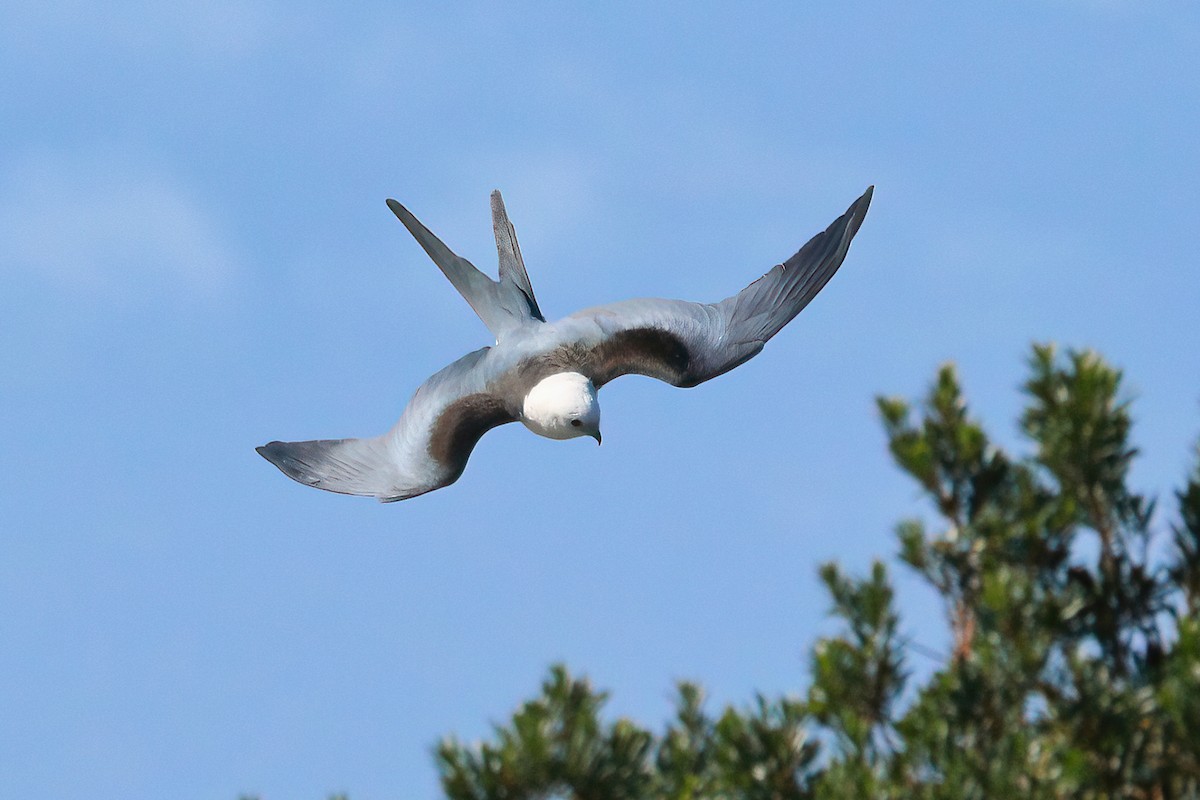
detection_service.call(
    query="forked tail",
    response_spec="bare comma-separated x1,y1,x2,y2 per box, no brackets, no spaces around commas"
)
386,192,543,340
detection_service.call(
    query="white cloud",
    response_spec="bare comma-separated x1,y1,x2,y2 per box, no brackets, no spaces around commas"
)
0,151,240,299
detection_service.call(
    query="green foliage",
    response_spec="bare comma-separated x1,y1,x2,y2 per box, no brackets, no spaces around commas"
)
1171,442,1200,615
436,665,654,800
808,561,905,759
437,666,818,800
434,345,1200,800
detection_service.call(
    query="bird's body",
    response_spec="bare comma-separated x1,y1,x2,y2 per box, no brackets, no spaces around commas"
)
258,187,873,502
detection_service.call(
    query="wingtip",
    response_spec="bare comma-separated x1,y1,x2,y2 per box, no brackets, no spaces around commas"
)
838,186,873,239
386,198,418,228
848,185,874,223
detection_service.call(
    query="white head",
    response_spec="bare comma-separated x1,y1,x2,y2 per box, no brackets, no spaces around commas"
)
521,372,602,444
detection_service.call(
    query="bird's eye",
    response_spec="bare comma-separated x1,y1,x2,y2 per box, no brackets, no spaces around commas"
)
570,419,582,427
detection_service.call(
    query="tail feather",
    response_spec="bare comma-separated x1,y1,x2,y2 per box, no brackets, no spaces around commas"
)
491,190,544,322
386,195,543,340
386,198,508,336
256,437,408,500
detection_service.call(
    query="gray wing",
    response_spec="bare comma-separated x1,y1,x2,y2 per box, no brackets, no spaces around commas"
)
257,348,516,502
569,187,872,389
387,192,543,341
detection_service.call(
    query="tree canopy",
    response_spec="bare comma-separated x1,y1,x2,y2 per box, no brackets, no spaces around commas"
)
435,345,1200,800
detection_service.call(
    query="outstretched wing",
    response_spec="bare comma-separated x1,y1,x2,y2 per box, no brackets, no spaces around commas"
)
387,192,543,341
568,187,872,389
257,348,516,502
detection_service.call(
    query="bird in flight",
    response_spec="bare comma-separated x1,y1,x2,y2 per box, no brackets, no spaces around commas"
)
258,187,873,502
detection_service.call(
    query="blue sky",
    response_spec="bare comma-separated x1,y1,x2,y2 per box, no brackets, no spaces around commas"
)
2,2,1198,797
